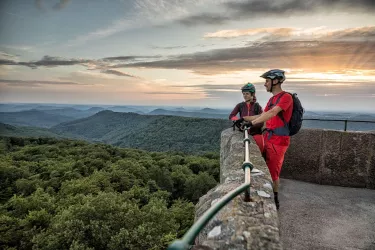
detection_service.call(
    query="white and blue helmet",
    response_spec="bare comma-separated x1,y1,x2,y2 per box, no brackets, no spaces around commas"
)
260,69,286,83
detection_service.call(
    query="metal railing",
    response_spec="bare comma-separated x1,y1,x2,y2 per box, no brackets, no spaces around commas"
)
167,125,254,250
303,118,375,132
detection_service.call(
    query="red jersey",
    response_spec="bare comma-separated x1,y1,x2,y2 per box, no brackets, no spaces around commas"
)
264,91,293,146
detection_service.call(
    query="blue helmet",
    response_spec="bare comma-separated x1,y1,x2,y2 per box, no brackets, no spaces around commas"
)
260,69,286,83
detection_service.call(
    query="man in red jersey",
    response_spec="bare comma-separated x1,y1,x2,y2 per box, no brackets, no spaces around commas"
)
238,69,293,210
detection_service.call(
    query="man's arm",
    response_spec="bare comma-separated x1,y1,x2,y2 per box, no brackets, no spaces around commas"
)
251,106,283,125
243,114,261,121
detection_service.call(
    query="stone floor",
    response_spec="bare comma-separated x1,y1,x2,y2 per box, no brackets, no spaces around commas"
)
278,178,375,250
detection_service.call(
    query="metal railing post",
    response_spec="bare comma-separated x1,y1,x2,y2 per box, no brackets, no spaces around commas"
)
243,126,253,202
344,120,348,131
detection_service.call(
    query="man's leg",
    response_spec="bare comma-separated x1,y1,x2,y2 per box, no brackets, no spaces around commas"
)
264,142,288,209
273,178,280,209
273,179,280,192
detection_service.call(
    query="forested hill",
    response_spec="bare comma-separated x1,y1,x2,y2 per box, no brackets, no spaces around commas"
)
0,123,62,138
0,137,219,249
148,108,227,119
0,110,74,128
51,110,232,154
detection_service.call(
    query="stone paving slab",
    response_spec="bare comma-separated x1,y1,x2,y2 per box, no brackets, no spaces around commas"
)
278,178,375,250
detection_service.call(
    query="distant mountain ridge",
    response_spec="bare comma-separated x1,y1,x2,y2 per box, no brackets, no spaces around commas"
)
51,110,232,153
86,107,105,112
35,107,83,118
1,105,375,154
0,103,374,135
198,108,229,114
0,122,62,138
106,106,144,113
350,114,375,122
0,110,74,128
148,108,228,119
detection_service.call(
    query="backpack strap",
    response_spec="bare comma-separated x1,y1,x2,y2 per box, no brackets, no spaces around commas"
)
238,102,245,116
252,102,261,115
265,92,290,139
268,92,286,109
277,92,288,124
267,92,287,123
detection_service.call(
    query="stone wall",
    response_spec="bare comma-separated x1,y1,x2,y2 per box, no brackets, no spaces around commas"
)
192,128,374,249
282,129,375,189
193,128,282,250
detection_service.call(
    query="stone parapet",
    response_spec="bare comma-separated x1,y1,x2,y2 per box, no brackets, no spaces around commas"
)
283,129,375,189
194,128,282,250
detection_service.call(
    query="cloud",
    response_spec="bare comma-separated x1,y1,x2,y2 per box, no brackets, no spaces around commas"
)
26,57,144,78
0,79,83,87
179,0,375,26
66,0,235,45
118,41,375,75
53,0,71,10
204,26,375,42
204,28,294,38
151,45,188,50
0,55,159,72
0,55,92,69
0,45,34,52
143,91,195,95
101,69,138,78
31,56,90,67
2,40,375,77
172,84,241,91
0,52,18,61
67,0,200,45
225,0,375,15
102,56,161,61
0,59,19,66
0,55,142,79
179,13,231,26
67,19,136,46
61,70,134,81
323,26,375,41
35,0,43,10
35,0,71,11
4,12,25,19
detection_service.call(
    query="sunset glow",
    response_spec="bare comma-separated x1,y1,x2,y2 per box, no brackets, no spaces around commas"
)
1,0,375,112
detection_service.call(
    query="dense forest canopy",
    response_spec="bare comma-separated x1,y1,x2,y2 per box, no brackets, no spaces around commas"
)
0,137,220,250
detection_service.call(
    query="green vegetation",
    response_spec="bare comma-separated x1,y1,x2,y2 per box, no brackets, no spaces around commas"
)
51,111,232,154
0,110,74,128
0,136,219,250
0,123,63,138
1,111,232,154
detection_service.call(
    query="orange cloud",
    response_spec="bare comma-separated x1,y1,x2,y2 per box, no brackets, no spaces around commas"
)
204,26,375,41
204,28,294,38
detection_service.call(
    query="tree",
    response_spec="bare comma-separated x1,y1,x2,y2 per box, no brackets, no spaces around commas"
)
184,172,217,203
0,137,219,249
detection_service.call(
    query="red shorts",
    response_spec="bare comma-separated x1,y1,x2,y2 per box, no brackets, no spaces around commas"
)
263,141,289,181
252,134,264,153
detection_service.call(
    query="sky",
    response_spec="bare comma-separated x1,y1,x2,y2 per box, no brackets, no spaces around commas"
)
0,0,375,112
